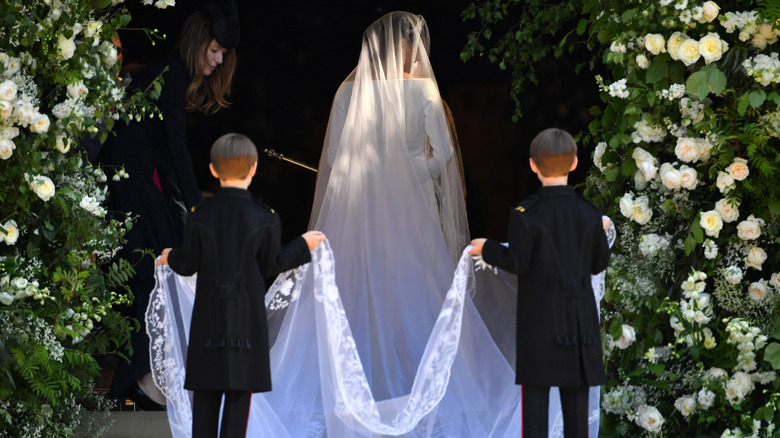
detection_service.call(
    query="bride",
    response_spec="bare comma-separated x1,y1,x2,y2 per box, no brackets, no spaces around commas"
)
148,11,607,437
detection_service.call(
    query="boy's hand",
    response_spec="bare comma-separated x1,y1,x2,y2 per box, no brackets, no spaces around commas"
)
303,231,326,250
468,238,486,255
602,217,613,233
157,248,171,266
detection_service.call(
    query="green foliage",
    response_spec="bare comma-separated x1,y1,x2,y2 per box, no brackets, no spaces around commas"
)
464,0,780,436
0,1,171,436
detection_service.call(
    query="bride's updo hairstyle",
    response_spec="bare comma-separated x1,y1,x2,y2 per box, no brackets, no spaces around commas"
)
529,128,578,177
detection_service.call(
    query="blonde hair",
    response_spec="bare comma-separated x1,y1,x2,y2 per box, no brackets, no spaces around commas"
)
176,11,237,114
210,133,258,180
529,128,577,177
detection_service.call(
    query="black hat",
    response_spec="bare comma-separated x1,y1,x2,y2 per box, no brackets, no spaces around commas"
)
203,0,240,49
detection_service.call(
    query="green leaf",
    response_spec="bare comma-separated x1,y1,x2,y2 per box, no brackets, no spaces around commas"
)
738,94,750,115
755,406,775,422
749,89,767,108
609,319,623,339
647,363,665,378
707,67,727,95
646,61,668,83
764,342,780,370
686,70,709,100
576,19,587,36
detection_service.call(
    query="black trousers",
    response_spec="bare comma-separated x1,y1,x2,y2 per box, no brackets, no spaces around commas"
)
192,390,252,438
522,385,589,438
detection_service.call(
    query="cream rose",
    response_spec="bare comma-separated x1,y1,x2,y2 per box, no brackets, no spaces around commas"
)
674,395,697,417
696,138,713,161
674,137,700,162
726,372,755,405
67,81,88,100
699,33,725,64
726,157,749,180
748,281,769,300
0,100,12,119
593,141,607,171
678,39,702,66
55,135,71,153
633,147,658,181
58,34,76,60
0,79,17,102
736,217,762,240
667,31,687,61
700,210,724,237
716,171,735,194
636,54,651,69
29,114,50,134
645,33,667,55
752,34,768,50
1,220,18,245
636,405,664,433
745,247,767,270
632,196,653,225
700,1,720,23
0,137,15,160
614,324,636,349
679,165,698,190
29,175,55,202
770,272,780,290
659,162,682,190
714,198,739,222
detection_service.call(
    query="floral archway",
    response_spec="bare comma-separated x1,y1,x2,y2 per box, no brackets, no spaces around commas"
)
0,1,172,436
464,0,780,436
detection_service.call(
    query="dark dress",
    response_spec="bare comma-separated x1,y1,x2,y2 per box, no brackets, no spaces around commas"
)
482,185,611,388
167,188,311,392
96,57,201,398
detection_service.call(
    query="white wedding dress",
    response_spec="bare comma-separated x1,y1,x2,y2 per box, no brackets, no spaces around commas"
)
146,12,613,438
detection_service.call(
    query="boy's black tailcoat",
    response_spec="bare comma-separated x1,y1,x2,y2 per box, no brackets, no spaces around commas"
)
482,185,610,387
168,187,310,392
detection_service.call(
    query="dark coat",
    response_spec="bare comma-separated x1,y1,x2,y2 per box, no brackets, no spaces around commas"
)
167,188,311,393
96,57,201,397
482,185,610,388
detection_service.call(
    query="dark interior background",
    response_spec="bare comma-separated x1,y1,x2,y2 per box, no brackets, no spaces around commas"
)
119,0,600,242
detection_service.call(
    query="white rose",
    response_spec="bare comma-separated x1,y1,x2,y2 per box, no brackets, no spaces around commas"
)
706,367,727,380
714,198,739,222
697,389,716,409
636,54,651,69
696,138,713,161
747,281,769,301
0,127,19,139
745,247,767,270
699,33,726,64
726,372,755,405
0,79,17,101
700,210,724,237
85,21,102,45
660,162,682,189
631,195,653,225
726,158,749,181
674,395,697,417
736,217,762,240
716,171,735,194
634,170,649,191
29,175,55,202
667,31,687,61
633,147,658,181
679,165,698,190
645,34,667,55
593,141,607,171
674,137,700,162
58,34,77,60
769,272,780,290
0,292,14,305
0,137,15,160
619,193,634,218
678,39,702,66
636,405,664,433
700,1,720,23
1,220,19,245
100,44,118,68
614,324,636,349
67,81,88,100
29,114,51,133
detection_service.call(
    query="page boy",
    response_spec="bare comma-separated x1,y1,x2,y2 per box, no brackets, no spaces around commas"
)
157,133,325,438
469,128,610,438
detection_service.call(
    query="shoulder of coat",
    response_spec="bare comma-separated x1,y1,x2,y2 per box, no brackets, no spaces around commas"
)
515,195,538,213
254,199,276,215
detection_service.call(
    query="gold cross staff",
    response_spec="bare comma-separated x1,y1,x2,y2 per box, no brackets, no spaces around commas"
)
263,149,318,173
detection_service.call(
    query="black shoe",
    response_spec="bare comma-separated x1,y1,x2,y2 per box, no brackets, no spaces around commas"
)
124,383,167,411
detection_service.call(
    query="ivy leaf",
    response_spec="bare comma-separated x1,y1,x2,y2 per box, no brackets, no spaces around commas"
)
686,70,709,100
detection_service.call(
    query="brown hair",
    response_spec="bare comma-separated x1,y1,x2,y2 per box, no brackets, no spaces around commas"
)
176,11,237,114
210,133,258,180
529,128,577,177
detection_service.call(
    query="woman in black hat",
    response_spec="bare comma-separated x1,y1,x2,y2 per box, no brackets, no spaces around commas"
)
97,1,239,411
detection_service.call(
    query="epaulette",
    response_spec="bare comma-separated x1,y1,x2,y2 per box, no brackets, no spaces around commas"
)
514,194,538,213
254,198,276,214
190,196,212,213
